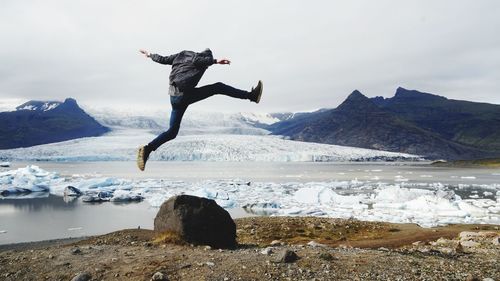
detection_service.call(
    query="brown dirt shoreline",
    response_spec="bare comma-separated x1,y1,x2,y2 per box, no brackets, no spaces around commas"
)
1,217,499,280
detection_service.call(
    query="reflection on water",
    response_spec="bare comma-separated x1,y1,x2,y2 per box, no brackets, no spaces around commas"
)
0,195,158,245
1,194,77,212
6,161,500,185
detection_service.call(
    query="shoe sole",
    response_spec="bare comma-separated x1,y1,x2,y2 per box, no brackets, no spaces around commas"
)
137,146,145,171
255,80,263,103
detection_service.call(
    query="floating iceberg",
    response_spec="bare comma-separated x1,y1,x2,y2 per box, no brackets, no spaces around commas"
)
243,202,281,211
76,177,129,191
0,165,53,197
64,186,83,197
293,186,365,208
82,191,113,203
242,202,281,215
110,190,144,202
1,187,35,196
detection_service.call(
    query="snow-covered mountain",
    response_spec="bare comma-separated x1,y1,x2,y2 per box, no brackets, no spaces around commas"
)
15,100,62,111
0,99,109,149
88,110,165,130
87,108,280,135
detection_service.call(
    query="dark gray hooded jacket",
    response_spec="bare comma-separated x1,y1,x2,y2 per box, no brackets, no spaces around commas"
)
150,49,216,93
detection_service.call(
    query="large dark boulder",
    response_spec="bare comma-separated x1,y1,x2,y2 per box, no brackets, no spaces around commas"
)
154,195,236,249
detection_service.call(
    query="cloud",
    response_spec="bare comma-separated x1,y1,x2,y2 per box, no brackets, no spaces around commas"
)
1,0,499,113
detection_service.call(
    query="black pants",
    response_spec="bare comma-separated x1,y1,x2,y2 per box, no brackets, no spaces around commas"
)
148,82,250,151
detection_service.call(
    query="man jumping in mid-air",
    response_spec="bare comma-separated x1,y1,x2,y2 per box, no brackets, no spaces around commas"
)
137,48,263,171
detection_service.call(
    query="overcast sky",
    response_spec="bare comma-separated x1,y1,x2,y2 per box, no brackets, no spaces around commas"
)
1,0,499,113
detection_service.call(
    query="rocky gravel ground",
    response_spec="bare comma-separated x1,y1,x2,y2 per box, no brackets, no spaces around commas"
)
0,217,498,281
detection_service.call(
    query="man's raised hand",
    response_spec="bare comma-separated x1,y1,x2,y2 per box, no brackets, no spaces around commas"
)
139,49,150,58
217,59,231,65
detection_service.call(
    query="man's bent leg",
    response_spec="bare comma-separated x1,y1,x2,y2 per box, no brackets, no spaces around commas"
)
147,106,187,151
184,82,250,105
138,104,187,171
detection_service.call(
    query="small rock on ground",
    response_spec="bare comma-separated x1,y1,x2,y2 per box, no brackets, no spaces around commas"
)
270,240,283,246
151,271,169,281
71,272,91,281
71,247,82,255
260,247,273,255
277,249,298,263
307,240,327,247
460,240,480,247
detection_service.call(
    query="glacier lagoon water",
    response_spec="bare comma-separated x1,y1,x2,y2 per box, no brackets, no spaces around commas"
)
1,161,499,245
4,161,499,184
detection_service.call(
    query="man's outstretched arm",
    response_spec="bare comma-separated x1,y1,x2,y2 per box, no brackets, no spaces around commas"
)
216,59,231,65
194,57,232,66
139,49,178,65
193,49,231,67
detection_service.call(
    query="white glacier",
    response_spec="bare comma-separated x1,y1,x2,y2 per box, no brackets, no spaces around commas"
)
0,130,422,162
0,106,424,162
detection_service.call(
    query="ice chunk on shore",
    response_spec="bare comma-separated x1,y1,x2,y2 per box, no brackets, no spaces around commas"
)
0,162,10,167
374,186,433,202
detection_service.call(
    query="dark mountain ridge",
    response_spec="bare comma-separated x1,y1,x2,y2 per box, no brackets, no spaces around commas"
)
373,87,500,152
269,88,500,160
0,98,110,149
